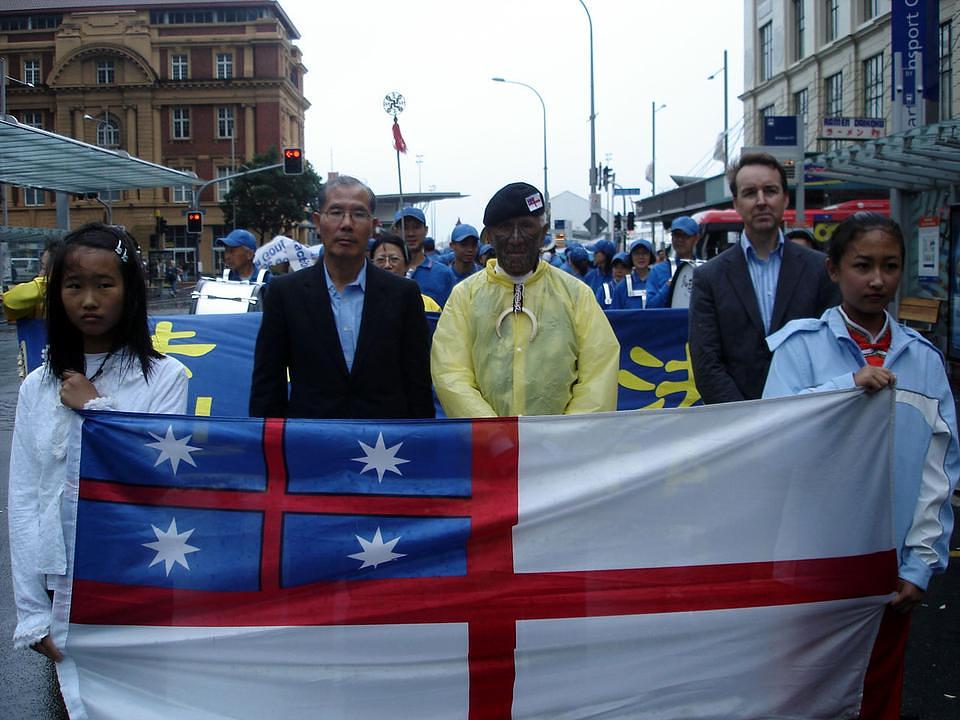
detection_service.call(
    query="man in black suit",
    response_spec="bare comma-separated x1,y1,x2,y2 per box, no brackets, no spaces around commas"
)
689,153,839,404
249,176,434,419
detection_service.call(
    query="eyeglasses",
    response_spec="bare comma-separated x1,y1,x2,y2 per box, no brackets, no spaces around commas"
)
488,218,544,242
373,254,405,266
322,208,373,223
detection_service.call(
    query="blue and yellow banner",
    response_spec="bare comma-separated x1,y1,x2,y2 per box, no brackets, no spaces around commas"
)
17,309,699,416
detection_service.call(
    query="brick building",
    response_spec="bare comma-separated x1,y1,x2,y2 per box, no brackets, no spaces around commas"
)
0,0,308,276
741,0,957,151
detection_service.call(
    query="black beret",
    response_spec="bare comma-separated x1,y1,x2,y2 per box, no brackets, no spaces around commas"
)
483,182,545,227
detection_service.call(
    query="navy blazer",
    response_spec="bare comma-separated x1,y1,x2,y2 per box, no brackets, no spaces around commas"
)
688,240,840,404
249,261,435,419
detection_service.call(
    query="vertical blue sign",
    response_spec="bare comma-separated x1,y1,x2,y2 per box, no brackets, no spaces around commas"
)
891,0,939,112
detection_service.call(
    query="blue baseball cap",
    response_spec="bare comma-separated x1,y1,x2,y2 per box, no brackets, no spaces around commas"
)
394,206,426,225
669,216,699,237
566,245,589,263
478,243,494,257
217,228,257,251
629,238,654,256
424,236,435,251
451,224,480,244
612,251,630,266
589,239,616,258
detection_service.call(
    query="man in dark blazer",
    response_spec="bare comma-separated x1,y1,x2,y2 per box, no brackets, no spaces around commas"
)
249,176,434,419
689,153,839,404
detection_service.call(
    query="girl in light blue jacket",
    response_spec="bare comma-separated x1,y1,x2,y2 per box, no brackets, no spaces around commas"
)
762,213,959,718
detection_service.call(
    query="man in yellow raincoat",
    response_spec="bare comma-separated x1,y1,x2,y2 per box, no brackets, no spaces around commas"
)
431,182,620,417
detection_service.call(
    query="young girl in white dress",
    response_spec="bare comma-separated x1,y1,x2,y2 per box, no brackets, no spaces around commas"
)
8,222,188,662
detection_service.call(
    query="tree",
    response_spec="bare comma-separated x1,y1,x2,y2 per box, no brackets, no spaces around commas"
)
219,148,322,243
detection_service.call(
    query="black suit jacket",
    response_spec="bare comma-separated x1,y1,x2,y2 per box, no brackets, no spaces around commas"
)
249,262,435,419
688,240,840,404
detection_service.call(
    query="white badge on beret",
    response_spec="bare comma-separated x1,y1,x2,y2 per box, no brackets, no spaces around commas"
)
525,193,544,212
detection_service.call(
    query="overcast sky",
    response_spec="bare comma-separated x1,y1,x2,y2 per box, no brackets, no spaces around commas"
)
281,0,745,244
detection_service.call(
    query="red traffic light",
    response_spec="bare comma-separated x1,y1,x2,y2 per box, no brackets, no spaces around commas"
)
283,147,304,175
186,211,203,234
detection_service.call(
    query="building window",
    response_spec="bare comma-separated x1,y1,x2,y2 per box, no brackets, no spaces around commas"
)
863,53,884,118
825,72,843,117
172,107,191,139
794,0,805,61
216,166,234,202
95,116,120,148
23,188,44,206
171,167,193,204
99,189,123,203
21,111,42,128
22,59,39,85
171,54,188,81
96,59,115,84
826,0,839,42
759,22,774,81
864,0,879,21
0,14,62,31
793,88,809,127
150,8,268,25
942,21,954,121
216,106,235,139
216,52,233,79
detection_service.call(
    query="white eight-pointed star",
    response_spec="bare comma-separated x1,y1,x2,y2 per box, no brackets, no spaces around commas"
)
351,432,410,482
142,518,201,576
347,527,407,569
145,425,201,474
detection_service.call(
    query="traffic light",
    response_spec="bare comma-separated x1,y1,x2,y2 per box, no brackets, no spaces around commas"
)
627,212,635,231
283,147,304,175
614,213,622,231
602,166,613,190
186,210,203,234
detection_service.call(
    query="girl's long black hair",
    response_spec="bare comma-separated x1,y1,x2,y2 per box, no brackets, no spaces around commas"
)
828,212,906,266
45,222,161,380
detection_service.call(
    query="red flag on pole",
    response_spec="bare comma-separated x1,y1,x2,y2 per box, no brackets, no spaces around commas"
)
392,118,407,154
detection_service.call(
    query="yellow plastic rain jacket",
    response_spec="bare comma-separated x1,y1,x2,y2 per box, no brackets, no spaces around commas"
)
2,276,46,321
431,260,620,417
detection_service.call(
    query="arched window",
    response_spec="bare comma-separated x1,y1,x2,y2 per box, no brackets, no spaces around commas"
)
96,114,120,148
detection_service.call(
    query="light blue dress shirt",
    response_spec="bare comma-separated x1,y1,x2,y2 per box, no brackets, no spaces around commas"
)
323,261,367,372
739,231,784,334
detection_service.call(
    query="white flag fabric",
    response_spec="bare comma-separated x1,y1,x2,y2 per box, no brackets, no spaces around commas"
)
53,389,896,719
253,234,320,272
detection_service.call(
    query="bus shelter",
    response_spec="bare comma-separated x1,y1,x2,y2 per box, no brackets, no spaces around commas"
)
806,119,960,360
0,116,198,284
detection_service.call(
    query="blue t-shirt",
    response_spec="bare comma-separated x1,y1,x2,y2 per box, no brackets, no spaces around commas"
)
410,255,456,307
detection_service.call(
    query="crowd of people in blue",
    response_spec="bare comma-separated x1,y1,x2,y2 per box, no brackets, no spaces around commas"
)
4,152,958,720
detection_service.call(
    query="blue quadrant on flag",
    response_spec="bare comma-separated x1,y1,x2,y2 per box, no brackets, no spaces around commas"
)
80,412,267,491
74,500,263,591
281,513,471,586
284,421,473,497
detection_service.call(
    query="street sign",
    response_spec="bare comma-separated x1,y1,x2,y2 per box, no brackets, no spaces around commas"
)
584,212,607,237
818,117,886,140
613,187,642,196
762,116,799,146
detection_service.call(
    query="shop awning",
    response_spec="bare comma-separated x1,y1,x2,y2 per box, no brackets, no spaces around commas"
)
0,117,199,194
808,120,960,192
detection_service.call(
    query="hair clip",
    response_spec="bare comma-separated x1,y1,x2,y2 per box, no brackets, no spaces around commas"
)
114,236,128,263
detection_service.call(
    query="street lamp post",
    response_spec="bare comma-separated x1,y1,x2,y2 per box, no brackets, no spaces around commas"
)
707,50,730,169
578,1,598,222
650,102,666,248
492,77,549,222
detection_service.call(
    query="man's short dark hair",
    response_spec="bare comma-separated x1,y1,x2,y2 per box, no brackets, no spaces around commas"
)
314,175,376,213
727,152,788,197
